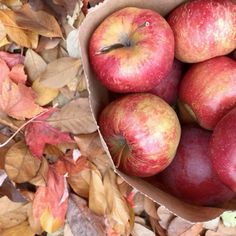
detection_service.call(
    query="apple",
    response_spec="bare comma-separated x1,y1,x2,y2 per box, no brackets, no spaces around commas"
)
210,107,236,192
149,59,184,104
168,0,236,63
99,93,181,177
89,7,174,93
179,56,236,130
159,126,235,206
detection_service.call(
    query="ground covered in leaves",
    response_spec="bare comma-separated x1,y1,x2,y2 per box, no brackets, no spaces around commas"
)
0,0,236,235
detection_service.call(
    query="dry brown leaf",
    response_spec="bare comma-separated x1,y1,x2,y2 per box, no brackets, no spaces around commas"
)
104,169,133,235
0,111,21,130
39,57,81,89
0,0,22,10
47,98,97,134
131,223,155,236
0,196,29,230
67,194,107,236
36,37,61,52
89,166,107,215
4,140,41,183
0,9,33,48
15,4,63,38
74,132,112,174
144,197,158,220
24,49,47,82
32,78,59,106
149,217,166,236
29,157,49,186
0,133,15,169
0,221,34,236
167,217,193,236
39,47,59,63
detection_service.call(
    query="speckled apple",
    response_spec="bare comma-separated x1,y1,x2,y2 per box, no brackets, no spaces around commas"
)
179,56,236,130
210,107,236,192
168,0,236,63
159,126,235,206
89,7,174,93
99,93,181,177
149,59,184,104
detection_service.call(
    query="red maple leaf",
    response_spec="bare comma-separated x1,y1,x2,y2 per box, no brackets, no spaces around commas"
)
25,109,73,158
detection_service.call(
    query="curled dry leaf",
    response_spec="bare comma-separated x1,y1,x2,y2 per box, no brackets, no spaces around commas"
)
32,167,68,233
0,196,30,230
4,140,41,183
47,98,97,134
66,28,81,58
104,169,133,235
74,132,113,174
39,47,59,63
131,223,155,236
89,166,107,215
167,217,193,236
157,206,175,230
144,196,158,219
24,49,47,82
40,57,81,89
15,4,63,38
25,108,72,158
0,221,34,236
67,193,107,236
32,78,59,106
149,217,166,236
36,37,61,52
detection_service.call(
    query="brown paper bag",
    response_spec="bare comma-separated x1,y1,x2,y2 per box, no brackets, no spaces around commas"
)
79,0,236,222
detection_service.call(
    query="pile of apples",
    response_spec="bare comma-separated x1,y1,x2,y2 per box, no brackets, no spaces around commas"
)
88,0,236,206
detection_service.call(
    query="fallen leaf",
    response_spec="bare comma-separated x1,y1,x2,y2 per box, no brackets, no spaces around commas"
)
0,0,22,10
32,167,68,233
24,49,47,82
32,78,59,106
36,37,61,52
0,21,6,40
40,57,81,89
0,110,20,130
157,206,175,230
8,64,27,84
149,217,166,236
104,169,133,235
0,221,34,236
0,9,33,48
131,223,155,236
25,108,73,158
0,58,10,83
205,221,236,236
67,193,107,236
29,157,49,186
39,47,59,63
4,140,41,183
74,132,112,174
66,28,81,58
167,217,193,236
0,196,29,230
0,51,24,69
144,197,158,219
47,98,97,134
89,166,107,215
0,36,10,47
180,223,204,236
15,4,63,38
0,77,44,120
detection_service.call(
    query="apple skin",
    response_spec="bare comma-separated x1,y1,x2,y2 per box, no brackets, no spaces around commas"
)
99,93,181,177
179,56,236,130
210,107,236,192
89,7,174,93
168,0,236,63
149,59,184,104
159,126,235,206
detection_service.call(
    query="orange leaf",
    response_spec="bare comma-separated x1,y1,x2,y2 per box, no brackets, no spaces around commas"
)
0,51,24,69
15,4,63,38
32,167,68,233
0,77,44,120
9,64,27,84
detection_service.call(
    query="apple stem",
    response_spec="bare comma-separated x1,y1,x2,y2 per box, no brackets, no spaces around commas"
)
96,21,150,55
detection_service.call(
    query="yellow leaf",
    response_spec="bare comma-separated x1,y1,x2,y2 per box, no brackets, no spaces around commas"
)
40,207,62,233
0,36,10,47
32,78,59,106
89,167,107,215
0,9,32,47
0,221,34,236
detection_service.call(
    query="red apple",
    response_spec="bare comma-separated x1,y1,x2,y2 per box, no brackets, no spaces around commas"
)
179,56,236,130
89,7,174,93
149,59,184,104
159,126,235,206
210,107,236,192
168,0,236,63
99,93,181,177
